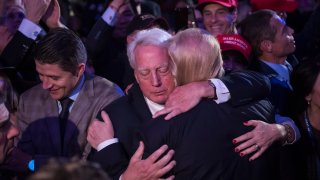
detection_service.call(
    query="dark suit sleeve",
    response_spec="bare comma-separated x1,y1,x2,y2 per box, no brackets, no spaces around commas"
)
88,143,129,179
0,31,35,67
221,70,271,107
86,17,114,59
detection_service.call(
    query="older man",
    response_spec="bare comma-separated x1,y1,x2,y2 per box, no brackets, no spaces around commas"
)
87,28,275,179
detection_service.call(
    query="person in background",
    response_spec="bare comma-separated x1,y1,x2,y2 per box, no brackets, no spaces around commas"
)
216,34,252,74
27,158,112,180
240,9,301,179
290,58,320,180
12,28,123,177
196,0,238,37
0,69,20,180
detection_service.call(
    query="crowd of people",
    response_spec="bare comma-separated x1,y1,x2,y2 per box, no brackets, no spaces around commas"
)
0,0,320,179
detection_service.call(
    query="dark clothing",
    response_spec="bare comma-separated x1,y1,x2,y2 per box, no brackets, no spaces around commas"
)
140,98,277,180
249,59,294,116
89,71,275,179
86,18,135,90
292,112,320,180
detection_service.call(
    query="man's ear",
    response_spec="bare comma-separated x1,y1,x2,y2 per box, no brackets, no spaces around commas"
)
76,63,86,77
260,40,272,53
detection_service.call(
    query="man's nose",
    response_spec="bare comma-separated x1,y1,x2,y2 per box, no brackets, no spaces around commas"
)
151,72,161,87
42,78,53,90
7,124,19,139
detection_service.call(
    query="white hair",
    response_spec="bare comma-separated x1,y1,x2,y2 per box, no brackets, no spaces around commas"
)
127,28,172,68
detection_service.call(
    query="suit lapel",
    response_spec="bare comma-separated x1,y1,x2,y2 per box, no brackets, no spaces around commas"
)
129,84,153,123
63,76,94,150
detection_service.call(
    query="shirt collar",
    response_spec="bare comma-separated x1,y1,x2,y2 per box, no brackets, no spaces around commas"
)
69,75,85,101
144,97,164,115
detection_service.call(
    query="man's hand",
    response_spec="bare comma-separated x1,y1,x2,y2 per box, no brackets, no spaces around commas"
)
153,81,214,120
23,0,51,24
233,120,285,161
122,142,176,180
87,111,114,149
42,0,64,28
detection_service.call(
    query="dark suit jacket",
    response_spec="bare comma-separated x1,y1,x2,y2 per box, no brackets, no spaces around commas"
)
250,60,294,116
0,31,40,93
16,74,123,171
140,99,277,180
89,70,274,179
86,18,136,90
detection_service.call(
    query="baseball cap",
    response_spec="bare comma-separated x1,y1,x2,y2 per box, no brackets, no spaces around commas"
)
216,34,252,60
250,0,298,12
126,14,170,36
197,0,237,11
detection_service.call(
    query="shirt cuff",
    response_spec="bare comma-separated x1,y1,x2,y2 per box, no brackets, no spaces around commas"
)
18,18,42,40
275,114,301,143
102,7,118,26
96,138,119,151
209,78,231,104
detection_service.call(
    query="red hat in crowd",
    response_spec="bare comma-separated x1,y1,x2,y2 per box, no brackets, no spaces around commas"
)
216,34,252,61
197,0,237,11
250,0,298,12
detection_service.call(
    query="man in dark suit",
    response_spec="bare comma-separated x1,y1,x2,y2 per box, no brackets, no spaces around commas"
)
240,9,302,180
87,28,278,179
12,28,123,176
0,0,66,93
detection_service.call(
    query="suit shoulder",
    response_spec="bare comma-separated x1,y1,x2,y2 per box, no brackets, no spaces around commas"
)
21,84,46,100
90,76,124,96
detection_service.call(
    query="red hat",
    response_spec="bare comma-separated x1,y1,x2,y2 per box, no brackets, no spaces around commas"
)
197,0,237,11
217,34,252,60
250,0,298,12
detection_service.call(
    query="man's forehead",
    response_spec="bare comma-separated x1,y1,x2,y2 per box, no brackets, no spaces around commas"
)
137,62,170,71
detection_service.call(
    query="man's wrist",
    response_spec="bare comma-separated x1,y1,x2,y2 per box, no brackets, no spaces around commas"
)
281,124,294,145
207,80,217,99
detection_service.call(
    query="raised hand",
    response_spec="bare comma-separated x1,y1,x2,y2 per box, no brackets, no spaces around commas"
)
87,111,114,149
23,0,51,24
42,0,64,28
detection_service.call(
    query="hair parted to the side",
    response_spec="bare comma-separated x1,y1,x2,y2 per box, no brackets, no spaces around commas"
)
168,28,224,86
127,28,172,69
239,9,277,57
33,28,87,75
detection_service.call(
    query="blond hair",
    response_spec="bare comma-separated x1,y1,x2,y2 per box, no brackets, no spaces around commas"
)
168,28,224,86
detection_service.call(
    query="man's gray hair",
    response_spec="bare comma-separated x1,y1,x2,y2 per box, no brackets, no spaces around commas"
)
127,28,172,68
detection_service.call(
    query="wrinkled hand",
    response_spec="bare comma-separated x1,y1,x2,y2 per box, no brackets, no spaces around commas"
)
42,0,64,28
233,120,284,161
0,26,12,54
87,111,114,149
122,142,176,180
0,103,9,122
153,81,212,120
23,0,51,24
